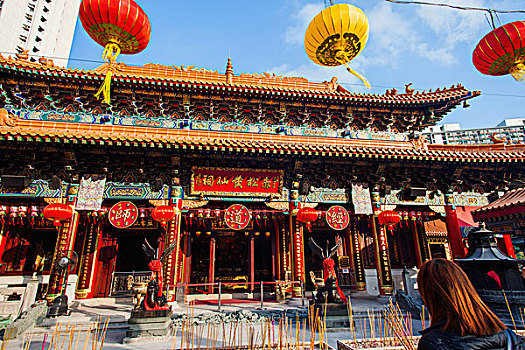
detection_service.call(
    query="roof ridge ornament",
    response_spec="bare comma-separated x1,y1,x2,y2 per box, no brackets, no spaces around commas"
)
15,50,29,61
0,109,19,127
226,57,234,84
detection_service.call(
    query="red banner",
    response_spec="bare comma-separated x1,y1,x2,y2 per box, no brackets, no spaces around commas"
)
191,167,283,197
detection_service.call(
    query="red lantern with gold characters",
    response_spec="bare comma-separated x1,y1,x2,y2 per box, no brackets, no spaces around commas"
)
42,203,73,227
297,207,319,230
378,210,401,231
473,21,525,82
78,0,152,103
151,206,176,228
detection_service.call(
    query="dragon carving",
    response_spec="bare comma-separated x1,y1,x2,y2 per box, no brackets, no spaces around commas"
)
308,237,347,304
141,239,178,311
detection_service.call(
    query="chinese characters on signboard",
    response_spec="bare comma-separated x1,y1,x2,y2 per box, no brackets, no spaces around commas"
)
378,225,393,286
191,167,283,197
75,175,106,211
351,183,373,215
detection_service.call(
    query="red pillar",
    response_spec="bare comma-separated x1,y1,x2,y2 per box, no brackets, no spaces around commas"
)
46,207,80,304
348,222,366,291
0,222,9,271
208,236,215,294
503,234,517,258
444,194,467,259
163,197,183,301
371,191,394,296
183,235,192,284
289,199,305,297
410,221,424,268
75,220,102,299
250,234,255,291
271,230,277,280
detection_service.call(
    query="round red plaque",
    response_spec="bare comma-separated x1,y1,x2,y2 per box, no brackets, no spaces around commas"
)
224,204,251,230
325,206,350,230
108,201,138,228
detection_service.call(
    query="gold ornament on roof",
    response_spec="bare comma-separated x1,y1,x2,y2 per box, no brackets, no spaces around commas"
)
304,4,370,88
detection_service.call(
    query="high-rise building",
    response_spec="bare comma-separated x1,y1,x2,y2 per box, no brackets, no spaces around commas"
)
422,119,525,145
0,0,81,67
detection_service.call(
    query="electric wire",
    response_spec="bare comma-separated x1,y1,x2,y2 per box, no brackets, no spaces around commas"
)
384,0,525,14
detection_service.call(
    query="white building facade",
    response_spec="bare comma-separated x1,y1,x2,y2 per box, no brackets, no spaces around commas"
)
422,119,525,145
0,0,81,67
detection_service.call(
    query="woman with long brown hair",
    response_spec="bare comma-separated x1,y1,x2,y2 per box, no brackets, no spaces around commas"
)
417,258,524,350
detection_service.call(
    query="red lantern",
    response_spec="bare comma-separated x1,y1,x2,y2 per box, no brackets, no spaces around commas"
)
42,203,73,227
473,21,525,81
297,207,319,230
79,0,151,103
378,210,401,231
151,206,176,227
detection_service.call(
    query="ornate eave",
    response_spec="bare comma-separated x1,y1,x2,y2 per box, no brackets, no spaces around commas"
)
0,116,524,163
0,54,479,131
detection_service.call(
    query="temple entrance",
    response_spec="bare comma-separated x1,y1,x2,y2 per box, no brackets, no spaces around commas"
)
304,227,341,290
108,226,162,296
215,231,251,292
188,218,276,294
114,229,161,272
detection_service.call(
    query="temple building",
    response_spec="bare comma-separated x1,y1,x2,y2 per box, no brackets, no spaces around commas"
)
473,188,525,260
0,51,524,306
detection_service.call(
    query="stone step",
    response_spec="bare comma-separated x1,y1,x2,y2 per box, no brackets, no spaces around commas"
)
126,319,171,338
31,320,130,335
318,309,387,317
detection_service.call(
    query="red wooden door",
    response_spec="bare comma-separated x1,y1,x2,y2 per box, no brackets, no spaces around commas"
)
93,239,117,298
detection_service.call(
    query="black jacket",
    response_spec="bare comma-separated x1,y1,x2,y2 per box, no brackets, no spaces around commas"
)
418,323,525,350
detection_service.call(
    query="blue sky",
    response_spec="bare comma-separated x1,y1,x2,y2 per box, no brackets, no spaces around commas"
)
69,0,524,129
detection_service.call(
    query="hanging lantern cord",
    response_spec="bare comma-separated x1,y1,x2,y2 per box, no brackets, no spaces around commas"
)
343,62,371,89
510,60,525,82
95,42,121,104
334,51,371,89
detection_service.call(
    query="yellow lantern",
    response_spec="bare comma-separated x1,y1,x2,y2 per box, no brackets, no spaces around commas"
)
304,4,370,88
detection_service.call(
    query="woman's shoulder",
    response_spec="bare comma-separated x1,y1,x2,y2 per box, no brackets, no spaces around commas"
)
418,327,456,350
418,327,524,350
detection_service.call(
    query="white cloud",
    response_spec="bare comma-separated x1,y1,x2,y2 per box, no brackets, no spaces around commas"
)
417,46,456,65
284,3,324,45
415,0,488,49
363,3,422,67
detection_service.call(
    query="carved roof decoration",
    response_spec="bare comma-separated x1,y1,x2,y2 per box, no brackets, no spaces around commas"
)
0,54,479,108
1,118,524,163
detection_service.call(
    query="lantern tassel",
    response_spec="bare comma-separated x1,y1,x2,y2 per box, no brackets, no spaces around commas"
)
95,43,121,104
344,62,371,89
510,61,525,82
